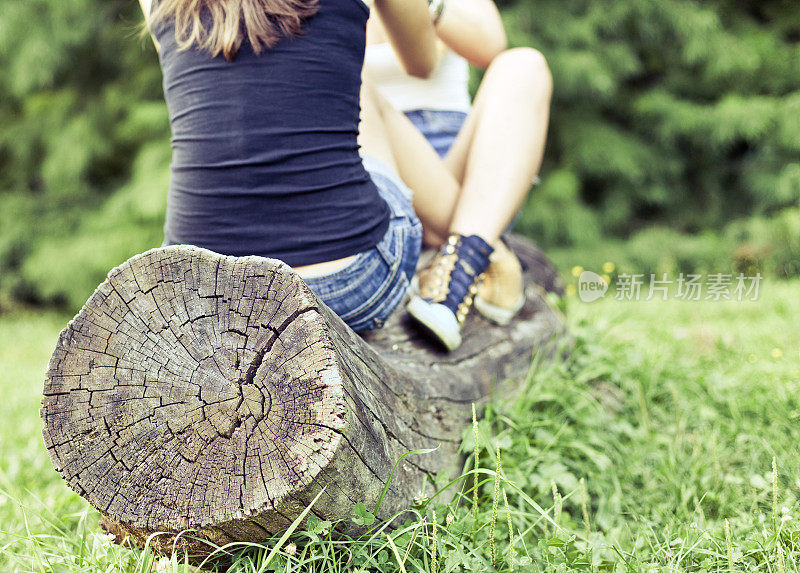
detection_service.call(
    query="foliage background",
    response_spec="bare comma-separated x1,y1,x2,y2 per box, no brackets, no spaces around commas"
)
1,0,799,311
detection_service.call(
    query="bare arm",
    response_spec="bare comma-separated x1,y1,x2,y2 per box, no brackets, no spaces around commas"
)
435,0,506,68
372,0,438,78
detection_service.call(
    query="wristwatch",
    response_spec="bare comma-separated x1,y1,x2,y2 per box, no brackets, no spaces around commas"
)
427,0,445,25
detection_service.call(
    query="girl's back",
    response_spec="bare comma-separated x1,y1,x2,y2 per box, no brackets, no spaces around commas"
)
151,0,390,266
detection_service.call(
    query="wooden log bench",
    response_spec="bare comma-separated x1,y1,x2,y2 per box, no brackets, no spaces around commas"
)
40,235,564,553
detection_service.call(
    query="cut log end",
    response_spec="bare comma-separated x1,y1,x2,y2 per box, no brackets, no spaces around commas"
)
42,247,347,534
41,237,565,551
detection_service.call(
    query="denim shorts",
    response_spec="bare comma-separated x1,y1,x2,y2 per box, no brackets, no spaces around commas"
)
303,156,423,332
405,109,468,158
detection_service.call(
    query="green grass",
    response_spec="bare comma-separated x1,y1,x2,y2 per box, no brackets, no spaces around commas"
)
1,280,799,571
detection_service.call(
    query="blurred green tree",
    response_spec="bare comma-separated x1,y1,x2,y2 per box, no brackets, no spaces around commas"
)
0,0,168,307
504,0,800,248
1,0,798,310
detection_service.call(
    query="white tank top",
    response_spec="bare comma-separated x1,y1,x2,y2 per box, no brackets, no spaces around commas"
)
364,43,472,113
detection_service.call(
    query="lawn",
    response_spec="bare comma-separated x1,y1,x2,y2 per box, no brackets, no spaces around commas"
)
1,280,798,571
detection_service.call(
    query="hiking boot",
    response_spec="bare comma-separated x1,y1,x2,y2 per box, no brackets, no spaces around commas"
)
474,239,525,325
406,234,493,350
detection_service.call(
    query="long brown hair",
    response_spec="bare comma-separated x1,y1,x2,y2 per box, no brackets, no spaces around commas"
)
148,0,319,61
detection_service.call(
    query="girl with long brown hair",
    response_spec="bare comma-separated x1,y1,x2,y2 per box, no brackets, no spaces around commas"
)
139,0,542,350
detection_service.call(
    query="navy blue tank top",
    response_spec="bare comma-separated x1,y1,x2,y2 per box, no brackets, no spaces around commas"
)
152,0,390,266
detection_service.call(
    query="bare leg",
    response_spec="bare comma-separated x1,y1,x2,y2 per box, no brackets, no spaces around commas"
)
358,81,460,246
359,48,551,249
356,82,399,173
443,48,552,245
360,51,551,348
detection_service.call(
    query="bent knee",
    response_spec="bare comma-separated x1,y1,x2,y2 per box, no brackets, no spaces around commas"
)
497,47,549,73
491,47,553,96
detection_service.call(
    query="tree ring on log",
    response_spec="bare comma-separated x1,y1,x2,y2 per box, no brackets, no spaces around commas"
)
41,246,348,533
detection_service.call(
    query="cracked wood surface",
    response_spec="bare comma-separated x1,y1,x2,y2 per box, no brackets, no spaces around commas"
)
41,236,564,552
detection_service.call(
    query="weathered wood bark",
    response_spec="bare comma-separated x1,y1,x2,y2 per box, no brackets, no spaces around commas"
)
41,235,563,552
